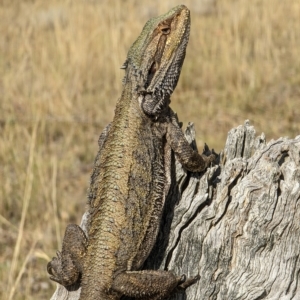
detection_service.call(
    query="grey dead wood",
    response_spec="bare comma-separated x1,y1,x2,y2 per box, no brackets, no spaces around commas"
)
50,120,300,300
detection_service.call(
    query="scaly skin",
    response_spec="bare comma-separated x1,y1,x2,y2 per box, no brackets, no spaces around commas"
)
47,5,215,299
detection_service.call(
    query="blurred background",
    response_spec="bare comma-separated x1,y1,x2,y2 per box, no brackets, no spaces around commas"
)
0,0,299,298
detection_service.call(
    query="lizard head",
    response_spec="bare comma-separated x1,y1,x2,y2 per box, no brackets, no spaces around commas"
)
122,5,190,117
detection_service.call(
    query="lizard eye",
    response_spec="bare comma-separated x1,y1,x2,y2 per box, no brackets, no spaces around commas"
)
161,26,170,35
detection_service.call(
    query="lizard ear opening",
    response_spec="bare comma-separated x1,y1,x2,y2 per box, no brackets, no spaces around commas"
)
145,61,158,89
149,61,157,74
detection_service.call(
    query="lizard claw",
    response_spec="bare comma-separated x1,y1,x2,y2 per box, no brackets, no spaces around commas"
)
177,274,200,289
178,274,186,284
47,255,61,276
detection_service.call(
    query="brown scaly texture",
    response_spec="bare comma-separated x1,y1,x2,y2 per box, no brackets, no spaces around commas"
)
47,5,215,300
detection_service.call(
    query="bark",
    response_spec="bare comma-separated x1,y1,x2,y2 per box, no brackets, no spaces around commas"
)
50,120,300,300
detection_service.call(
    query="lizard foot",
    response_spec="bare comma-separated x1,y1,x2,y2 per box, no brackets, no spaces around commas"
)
47,224,87,286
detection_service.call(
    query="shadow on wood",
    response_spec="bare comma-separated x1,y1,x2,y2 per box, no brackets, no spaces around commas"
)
50,120,300,300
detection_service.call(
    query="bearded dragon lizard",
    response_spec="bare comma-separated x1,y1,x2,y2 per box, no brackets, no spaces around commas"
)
47,5,215,300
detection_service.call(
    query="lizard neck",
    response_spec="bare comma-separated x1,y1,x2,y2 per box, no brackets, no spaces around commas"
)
114,79,145,126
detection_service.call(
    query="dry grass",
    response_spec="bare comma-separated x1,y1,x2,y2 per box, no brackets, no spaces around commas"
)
0,0,299,298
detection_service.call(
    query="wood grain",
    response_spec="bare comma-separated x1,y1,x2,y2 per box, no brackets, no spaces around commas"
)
51,121,300,300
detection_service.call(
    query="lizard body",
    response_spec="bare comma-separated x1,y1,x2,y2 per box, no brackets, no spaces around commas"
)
47,5,215,300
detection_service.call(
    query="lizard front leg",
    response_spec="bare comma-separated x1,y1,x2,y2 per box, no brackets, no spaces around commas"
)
47,124,111,286
111,270,199,299
47,224,88,286
166,116,216,172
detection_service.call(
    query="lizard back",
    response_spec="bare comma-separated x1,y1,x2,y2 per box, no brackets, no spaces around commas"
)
81,6,191,299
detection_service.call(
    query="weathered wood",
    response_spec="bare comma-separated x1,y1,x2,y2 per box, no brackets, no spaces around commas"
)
50,121,300,300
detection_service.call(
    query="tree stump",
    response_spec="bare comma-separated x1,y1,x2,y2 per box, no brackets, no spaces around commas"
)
50,121,300,300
